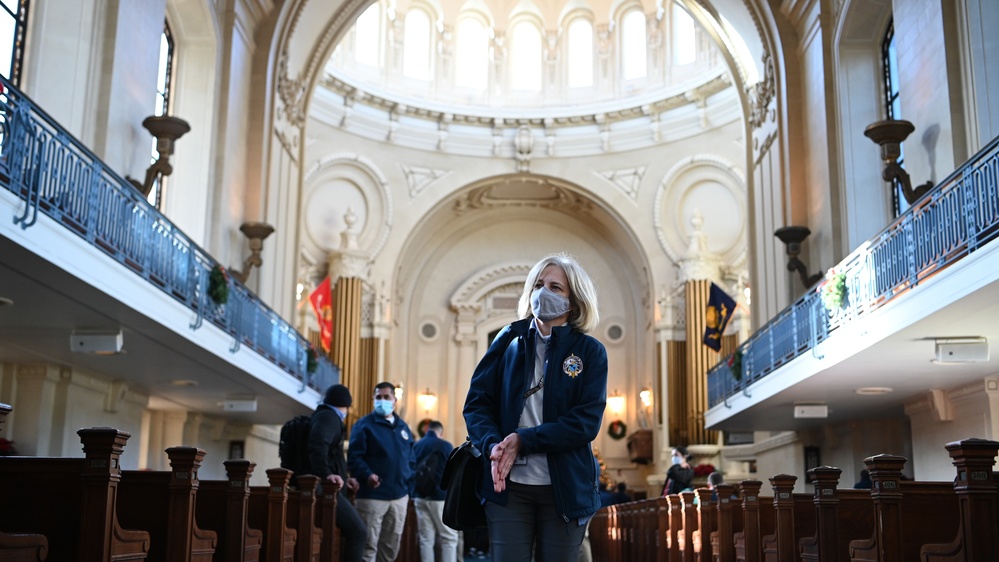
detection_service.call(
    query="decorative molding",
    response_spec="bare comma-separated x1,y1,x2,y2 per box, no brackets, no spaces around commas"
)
277,50,307,128
450,263,533,310
330,252,370,280
401,165,450,197
597,166,646,200
453,180,594,216
747,50,775,130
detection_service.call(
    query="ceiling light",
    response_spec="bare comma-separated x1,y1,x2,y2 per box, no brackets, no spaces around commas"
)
168,379,199,387
856,387,893,395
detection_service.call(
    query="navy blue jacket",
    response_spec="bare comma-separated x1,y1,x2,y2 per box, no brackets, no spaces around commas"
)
463,318,608,521
412,430,454,500
347,411,416,501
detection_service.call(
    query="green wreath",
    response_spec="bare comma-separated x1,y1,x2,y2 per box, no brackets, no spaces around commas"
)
208,264,230,305
306,347,318,374
821,272,847,311
608,420,627,440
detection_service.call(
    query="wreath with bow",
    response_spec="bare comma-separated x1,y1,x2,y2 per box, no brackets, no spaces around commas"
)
608,420,627,440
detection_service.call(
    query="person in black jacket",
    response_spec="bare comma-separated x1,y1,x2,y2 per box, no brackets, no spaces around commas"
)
412,420,459,562
306,384,367,562
662,446,695,496
464,252,608,561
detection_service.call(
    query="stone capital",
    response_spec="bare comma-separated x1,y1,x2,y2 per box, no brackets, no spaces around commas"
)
329,251,370,281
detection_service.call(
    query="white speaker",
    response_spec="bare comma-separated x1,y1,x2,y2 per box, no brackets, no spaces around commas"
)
794,404,828,419
70,331,123,354
935,338,989,363
223,398,258,412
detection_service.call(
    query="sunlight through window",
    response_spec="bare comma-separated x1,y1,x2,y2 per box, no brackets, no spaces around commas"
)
403,8,432,80
567,19,593,88
621,10,646,80
510,21,542,91
455,17,488,90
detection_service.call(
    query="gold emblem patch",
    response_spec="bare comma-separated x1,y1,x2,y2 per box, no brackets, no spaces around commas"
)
563,354,583,378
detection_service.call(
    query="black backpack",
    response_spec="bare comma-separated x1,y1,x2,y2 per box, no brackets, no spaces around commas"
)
279,414,312,482
414,451,442,497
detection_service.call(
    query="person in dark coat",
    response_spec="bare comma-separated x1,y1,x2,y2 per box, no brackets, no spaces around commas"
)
412,420,459,562
464,252,608,561
306,384,367,562
662,446,695,496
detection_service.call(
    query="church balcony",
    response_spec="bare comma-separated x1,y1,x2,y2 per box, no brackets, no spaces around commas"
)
0,77,337,423
706,134,999,432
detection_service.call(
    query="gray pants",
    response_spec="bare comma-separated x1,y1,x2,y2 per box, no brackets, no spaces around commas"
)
484,482,587,562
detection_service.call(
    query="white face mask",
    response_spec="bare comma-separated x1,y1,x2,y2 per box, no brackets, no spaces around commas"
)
374,399,394,416
672,455,682,466
531,287,571,321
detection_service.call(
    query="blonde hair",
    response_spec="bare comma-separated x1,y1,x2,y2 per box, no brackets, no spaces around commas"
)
517,252,600,333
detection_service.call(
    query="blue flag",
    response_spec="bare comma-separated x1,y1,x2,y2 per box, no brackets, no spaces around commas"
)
703,282,736,351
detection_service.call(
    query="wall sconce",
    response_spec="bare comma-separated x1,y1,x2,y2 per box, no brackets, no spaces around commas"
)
639,388,653,409
232,222,275,283
127,115,191,196
864,119,933,204
774,226,823,289
394,383,404,401
417,388,438,413
607,390,626,419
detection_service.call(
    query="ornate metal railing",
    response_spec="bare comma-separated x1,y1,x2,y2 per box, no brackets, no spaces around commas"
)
709,133,999,408
0,77,338,394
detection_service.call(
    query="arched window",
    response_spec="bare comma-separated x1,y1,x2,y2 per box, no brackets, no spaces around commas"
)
510,21,542,91
621,9,646,80
148,21,175,208
672,3,695,65
566,18,593,88
403,8,432,80
0,0,29,85
881,19,906,215
455,17,488,90
355,3,381,67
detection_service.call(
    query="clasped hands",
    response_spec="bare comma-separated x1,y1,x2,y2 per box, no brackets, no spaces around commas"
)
489,432,522,493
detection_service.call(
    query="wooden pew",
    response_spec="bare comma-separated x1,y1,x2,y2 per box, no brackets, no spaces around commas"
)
286,475,322,562
0,427,150,561
733,480,769,562
589,504,611,562
314,481,341,562
666,494,683,562
693,488,717,562
848,454,959,562
118,447,218,561
675,491,697,562
0,402,50,561
248,468,297,562
919,438,999,561
711,484,742,562
761,474,814,562
655,496,671,562
797,467,874,562
196,459,263,562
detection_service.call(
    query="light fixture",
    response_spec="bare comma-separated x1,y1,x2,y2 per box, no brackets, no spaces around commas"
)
774,226,823,289
70,330,124,355
932,337,989,364
864,119,934,205
394,383,404,401
417,388,438,413
855,387,893,395
607,390,626,418
127,115,191,196
232,222,275,283
639,388,653,409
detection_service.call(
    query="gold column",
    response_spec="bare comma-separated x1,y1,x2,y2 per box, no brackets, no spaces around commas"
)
684,279,718,445
665,340,687,446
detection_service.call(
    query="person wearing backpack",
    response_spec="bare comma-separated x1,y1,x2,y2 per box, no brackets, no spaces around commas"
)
306,383,367,562
412,420,459,562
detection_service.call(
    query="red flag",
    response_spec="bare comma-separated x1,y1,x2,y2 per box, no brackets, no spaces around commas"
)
309,277,334,352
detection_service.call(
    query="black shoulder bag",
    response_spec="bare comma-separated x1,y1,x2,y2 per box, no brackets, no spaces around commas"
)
441,438,487,530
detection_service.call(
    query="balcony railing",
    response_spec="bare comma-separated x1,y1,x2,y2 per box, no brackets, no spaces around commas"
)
0,77,338,394
709,134,999,408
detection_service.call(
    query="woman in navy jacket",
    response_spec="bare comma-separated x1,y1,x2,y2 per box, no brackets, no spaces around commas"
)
463,252,608,561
